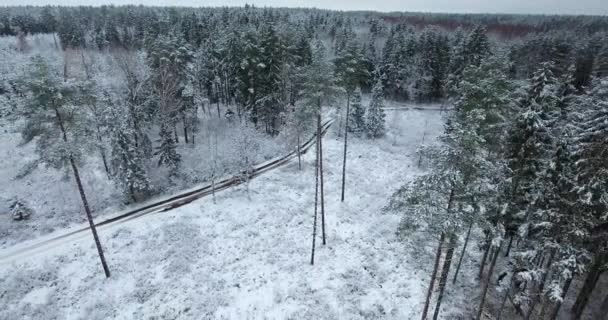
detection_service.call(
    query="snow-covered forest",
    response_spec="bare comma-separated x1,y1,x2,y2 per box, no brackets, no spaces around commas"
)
1,5,608,319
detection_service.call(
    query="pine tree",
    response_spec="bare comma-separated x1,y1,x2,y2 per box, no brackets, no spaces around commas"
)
302,40,342,260
334,39,369,201
21,56,110,278
365,77,386,138
388,100,495,319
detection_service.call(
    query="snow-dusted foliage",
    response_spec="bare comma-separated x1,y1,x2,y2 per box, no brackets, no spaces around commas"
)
2,5,608,320
10,199,33,221
364,78,386,138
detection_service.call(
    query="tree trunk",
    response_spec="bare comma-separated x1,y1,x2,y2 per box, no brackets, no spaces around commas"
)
341,95,350,202
525,250,555,320
183,115,189,144
52,33,59,50
504,235,514,257
69,157,111,278
217,100,221,119
99,145,110,178
318,113,326,245
599,292,608,316
478,234,491,280
497,276,514,320
571,252,605,319
297,132,302,171
422,233,446,320
174,123,179,143
452,222,473,284
211,174,216,204
476,241,502,320
54,107,110,278
549,275,573,320
310,126,320,265
432,233,457,320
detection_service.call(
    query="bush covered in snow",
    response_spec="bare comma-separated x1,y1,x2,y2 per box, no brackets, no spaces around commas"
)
9,199,33,221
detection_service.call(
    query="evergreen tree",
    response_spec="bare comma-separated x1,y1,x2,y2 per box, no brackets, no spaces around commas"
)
155,122,181,176
110,115,152,203
302,40,342,262
569,79,608,318
348,88,365,134
334,39,369,201
21,56,110,278
365,78,386,138
447,26,491,98
594,44,608,79
416,28,451,101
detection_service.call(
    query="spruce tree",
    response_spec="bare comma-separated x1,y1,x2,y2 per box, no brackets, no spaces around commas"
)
569,79,608,318
155,121,181,176
348,88,365,134
110,118,152,203
365,77,386,138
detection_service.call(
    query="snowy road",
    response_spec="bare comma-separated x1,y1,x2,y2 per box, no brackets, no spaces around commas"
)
0,120,334,265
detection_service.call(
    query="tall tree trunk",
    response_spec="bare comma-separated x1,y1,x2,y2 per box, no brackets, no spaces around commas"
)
478,234,491,280
310,125,320,265
571,252,605,319
422,233,445,320
217,100,221,119
497,276,515,320
54,107,110,278
504,235,514,257
297,132,302,171
432,233,457,320
98,145,110,178
476,241,502,320
525,250,555,320
452,222,473,284
429,187,457,319
174,123,179,143
341,95,350,202
183,115,189,144
318,113,326,245
549,275,573,320
52,33,59,50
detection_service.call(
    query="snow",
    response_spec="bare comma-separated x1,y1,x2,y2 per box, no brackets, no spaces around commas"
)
0,108,484,320
0,115,288,248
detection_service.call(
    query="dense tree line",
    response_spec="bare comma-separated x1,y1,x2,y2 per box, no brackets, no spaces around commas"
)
387,53,608,319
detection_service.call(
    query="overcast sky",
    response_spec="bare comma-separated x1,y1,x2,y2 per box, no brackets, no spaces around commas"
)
2,0,608,16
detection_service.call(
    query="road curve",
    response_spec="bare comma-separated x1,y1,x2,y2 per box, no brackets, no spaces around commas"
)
0,120,334,264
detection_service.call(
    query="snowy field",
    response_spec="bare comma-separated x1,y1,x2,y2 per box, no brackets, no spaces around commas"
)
0,109,497,320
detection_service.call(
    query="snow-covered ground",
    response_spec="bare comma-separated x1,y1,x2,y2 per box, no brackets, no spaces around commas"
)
0,108,487,320
0,116,289,247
